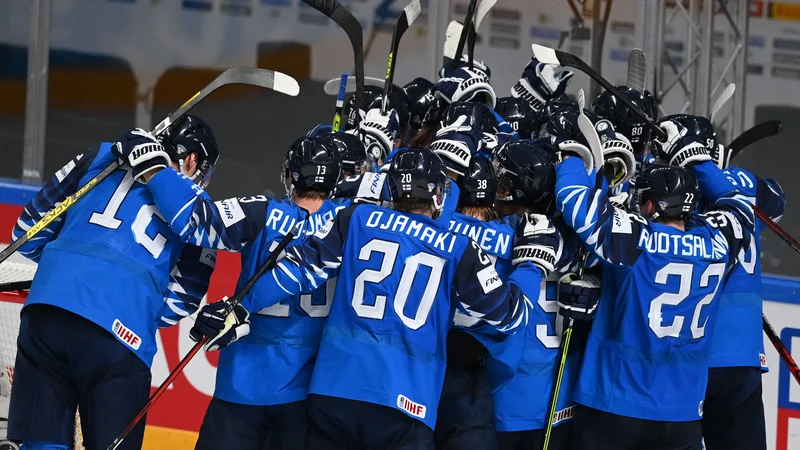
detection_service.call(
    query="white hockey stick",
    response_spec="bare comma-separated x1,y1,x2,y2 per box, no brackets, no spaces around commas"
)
710,83,735,125
627,49,647,94
323,75,384,95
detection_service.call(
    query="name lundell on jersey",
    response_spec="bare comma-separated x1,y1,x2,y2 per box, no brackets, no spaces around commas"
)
365,210,458,253
637,228,727,259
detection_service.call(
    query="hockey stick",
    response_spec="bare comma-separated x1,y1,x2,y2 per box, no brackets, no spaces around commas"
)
323,75,384,96
531,44,667,140
107,224,301,450
0,280,32,292
467,0,497,69
0,67,299,268
764,313,800,386
728,120,783,159
627,48,646,94
303,0,365,113
332,72,348,132
448,0,478,72
380,0,422,114
443,20,464,66
543,90,603,450
710,83,735,125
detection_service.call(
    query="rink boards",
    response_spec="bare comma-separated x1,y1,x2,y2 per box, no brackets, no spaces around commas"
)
0,183,798,449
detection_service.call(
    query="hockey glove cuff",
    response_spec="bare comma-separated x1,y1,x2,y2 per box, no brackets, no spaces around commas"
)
436,67,497,108
557,273,601,322
711,143,732,170
113,128,171,183
512,213,564,276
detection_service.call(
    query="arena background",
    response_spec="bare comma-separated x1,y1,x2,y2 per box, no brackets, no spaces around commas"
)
1,0,800,448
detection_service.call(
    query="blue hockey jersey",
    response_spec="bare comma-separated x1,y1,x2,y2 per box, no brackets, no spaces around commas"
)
244,204,540,429
707,167,785,370
12,143,214,365
555,157,755,422
215,198,350,406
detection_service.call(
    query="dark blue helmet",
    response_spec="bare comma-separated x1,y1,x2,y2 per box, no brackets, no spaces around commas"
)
592,87,658,154
387,147,448,212
322,131,373,177
457,156,497,208
159,115,219,188
632,164,699,221
441,101,499,134
538,101,586,144
493,140,556,212
403,77,436,132
495,96,537,139
343,85,411,132
283,136,341,195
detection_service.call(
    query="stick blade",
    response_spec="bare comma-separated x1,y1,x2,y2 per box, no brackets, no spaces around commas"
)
729,120,783,159
301,0,338,17
474,0,498,29
710,83,736,124
444,20,464,61
577,88,585,111
324,75,384,95
627,49,647,93
531,43,561,65
404,0,422,25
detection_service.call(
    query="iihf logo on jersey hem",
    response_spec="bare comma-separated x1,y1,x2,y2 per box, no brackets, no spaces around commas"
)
397,394,426,419
113,319,141,350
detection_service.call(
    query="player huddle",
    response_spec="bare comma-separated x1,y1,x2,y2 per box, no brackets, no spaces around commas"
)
5,50,785,450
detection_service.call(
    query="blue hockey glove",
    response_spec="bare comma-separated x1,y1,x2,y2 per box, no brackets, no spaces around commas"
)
656,119,711,167
359,108,400,163
511,57,574,112
112,128,171,183
430,113,484,176
595,119,636,188
435,67,497,108
557,273,601,322
190,298,250,352
512,213,564,276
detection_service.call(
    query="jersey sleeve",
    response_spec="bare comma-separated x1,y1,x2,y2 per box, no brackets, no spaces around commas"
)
691,161,756,267
146,168,269,251
245,205,355,312
11,146,100,262
332,172,391,205
453,240,532,335
555,156,645,267
758,177,786,222
158,245,216,328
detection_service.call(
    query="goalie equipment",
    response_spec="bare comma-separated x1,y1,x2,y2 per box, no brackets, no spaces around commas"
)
631,164,700,222
457,156,497,208
493,140,556,213
159,115,219,189
387,147,448,212
282,136,342,197
592,86,658,155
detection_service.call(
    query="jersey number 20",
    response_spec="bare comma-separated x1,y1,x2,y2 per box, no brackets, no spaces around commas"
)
352,239,446,330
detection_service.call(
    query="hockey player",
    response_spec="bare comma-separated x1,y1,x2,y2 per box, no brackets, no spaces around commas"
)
8,116,219,450
490,141,585,450
403,77,436,137
495,97,538,139
197,147,563,449
688,116,785,450
592,87,659,174
556,117,756,450
193,136,347,450
322,131,374,178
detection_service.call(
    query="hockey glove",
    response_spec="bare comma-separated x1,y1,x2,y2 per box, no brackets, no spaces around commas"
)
557,273,601,322
595,119,636,188
439,55,492,80
511,57,574,112
512,213,564,277
359,108,400,163
112,128,171,183
481,131,517,154
435,67,497,108
190,299,250,352
430,114,483,176
656,119,712,167
551,136,594,176
710,143,733,170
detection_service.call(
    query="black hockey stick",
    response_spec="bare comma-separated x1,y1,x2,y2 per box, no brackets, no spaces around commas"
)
467,0,497,69
531,44,667,140
107,224,300,450
0,280,32,292
303,0,365,113
380,0,421,114
448,0,478,72
763,314,800,386
542,90,603,450
332,72,348,132
0,68,300,268
728,119,783,159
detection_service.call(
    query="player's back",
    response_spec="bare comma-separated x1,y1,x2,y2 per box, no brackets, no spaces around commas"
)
576,218,729,422
309,204,475,429
707,167,784,370
216,197,349,406
25,143,186,364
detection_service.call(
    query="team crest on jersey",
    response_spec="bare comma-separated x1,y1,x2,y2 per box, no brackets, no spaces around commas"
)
397,394,426,419
760,353,768,369
427,183,435,192
112,319,141,350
